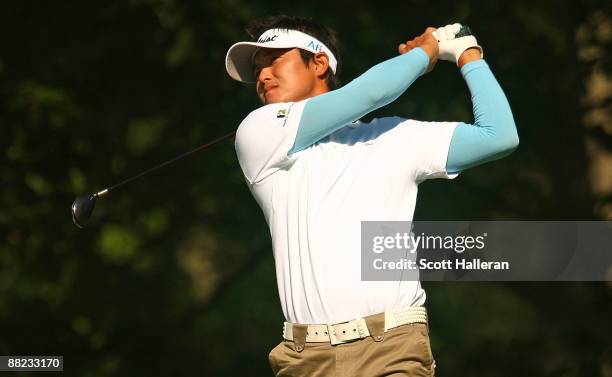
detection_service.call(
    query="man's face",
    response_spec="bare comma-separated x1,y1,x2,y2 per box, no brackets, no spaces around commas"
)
253,48,317,105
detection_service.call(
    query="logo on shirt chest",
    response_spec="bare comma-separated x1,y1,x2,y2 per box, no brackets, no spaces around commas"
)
277,109,287,119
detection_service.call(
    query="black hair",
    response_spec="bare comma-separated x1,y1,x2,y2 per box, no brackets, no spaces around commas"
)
246,15,342,89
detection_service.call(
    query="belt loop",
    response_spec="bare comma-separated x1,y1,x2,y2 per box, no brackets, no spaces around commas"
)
364,312,385,342
292,323,308,352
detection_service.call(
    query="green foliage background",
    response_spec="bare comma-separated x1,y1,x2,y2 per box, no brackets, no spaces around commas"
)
1,0,610,376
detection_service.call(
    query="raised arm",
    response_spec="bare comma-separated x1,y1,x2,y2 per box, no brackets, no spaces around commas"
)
289,28,439,154
445,49,519,173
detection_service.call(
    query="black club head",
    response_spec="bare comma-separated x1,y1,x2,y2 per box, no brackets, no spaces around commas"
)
71,193,98,228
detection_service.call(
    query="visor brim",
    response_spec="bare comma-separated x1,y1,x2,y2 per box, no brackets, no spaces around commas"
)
226,41,315,83
225,42,262,83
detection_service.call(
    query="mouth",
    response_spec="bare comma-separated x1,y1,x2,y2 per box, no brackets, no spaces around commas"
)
264,85,278,95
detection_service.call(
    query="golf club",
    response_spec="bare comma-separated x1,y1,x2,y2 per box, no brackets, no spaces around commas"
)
71,130,236,228
432,24,474,41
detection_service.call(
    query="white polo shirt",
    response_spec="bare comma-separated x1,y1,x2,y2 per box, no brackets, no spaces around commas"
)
235,100,459,324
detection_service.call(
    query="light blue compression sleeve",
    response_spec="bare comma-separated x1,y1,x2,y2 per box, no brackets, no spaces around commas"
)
445,60,519,174
288,48,430,154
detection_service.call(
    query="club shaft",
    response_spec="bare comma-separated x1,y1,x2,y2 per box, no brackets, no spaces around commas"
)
101,131,236,195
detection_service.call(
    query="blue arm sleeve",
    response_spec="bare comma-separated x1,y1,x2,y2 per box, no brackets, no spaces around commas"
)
445,60,519,174
289,48,430,154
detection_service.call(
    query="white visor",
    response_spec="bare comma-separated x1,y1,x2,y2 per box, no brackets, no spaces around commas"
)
225,28,338,83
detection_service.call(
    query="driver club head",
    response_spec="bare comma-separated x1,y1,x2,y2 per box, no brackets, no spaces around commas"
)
71,193,98,228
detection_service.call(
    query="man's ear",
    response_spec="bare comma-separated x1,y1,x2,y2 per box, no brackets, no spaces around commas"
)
312,52,330,78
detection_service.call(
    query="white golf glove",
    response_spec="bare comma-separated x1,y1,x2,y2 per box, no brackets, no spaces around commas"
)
432,23,483,65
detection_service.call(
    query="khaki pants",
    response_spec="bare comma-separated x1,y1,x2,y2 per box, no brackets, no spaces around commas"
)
268,312,436,377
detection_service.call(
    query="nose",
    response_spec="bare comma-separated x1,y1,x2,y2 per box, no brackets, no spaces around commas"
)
257,66,273,84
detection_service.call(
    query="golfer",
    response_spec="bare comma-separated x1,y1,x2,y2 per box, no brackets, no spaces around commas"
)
225,15,518,377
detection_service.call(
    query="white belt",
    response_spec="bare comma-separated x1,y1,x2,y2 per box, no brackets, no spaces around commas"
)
282,306,427,346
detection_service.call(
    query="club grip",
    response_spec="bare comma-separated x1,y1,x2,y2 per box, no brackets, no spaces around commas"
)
432,24,473,42
456,25,473,37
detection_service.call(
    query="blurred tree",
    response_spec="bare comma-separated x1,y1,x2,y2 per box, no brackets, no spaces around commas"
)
0,0,610,376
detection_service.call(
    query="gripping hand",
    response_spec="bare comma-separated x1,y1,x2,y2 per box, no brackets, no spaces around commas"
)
433,23,483,65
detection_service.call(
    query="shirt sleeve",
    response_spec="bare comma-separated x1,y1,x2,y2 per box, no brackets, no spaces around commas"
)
400,119,461,182
234,100,308,184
